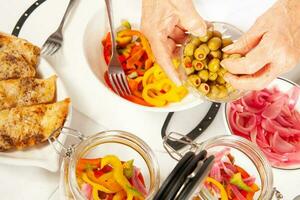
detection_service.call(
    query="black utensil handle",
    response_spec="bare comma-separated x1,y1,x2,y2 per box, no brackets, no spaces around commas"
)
161,102,221,150
12,0,47,36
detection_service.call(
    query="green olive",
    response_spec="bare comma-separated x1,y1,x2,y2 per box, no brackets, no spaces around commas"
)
222,53,230,59
199,30,213,42
184,66,195,75
198,69,209,82
192,60,206,71
188,75,201,87
222,38,233,48
194,46,208,61
199,44,210,54
229,53,242,59
208,71,218,81
226,82,235,92
209,85,220,97
213,30,222,38
216,76,226,84
198,83,210,95
217,85,228,98
184,43,196,57
209,50,222,59
208,37,222,51
190,37,201,47
208,58,220,73
217,68,227,77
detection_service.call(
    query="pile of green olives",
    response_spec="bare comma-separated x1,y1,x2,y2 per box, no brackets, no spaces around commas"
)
183,30,241,100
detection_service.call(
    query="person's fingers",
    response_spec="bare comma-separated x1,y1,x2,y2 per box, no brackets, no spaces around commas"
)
222,30,265,55
176,0,207,36
224,64,277,90
168,25,188,45
221,41,271,75
151,36,182,85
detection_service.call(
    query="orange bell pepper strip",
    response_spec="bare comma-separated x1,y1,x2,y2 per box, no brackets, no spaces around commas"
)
124,95,153,107
127,49,145,69
246,183,260,200
235,165,250,178
76,158,101,174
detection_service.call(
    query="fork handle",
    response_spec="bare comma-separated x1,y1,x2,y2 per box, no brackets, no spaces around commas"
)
104,0,118,55
57,0,76,32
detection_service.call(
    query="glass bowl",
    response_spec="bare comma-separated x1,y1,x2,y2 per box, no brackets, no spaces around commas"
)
224,77,300,170
180,22,247,103
59,130,160,199
196,135,274,200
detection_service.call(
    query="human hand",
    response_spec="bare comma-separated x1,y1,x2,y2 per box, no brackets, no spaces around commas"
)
141,0,207,84
221,0,300,90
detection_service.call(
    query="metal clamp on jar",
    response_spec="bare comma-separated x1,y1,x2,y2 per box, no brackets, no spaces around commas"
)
154,132,283,200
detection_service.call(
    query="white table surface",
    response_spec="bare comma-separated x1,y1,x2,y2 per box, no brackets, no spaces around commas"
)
0,0,300,199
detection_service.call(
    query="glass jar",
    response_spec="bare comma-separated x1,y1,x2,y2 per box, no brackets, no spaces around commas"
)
180,22,247,103
56,129,160,200
162,133,278,200
197,135,274,200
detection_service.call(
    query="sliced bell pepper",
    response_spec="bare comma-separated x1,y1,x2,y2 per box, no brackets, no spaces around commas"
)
230,173,253,192
113,191,127,200
127,49,145,69
246,184,260,200
206,177,228,200
235,165,250,178
117,30,154,67
77,158,101,175
82,173,114,194
101,155,144,200
124,95,153,106
86,169,123,193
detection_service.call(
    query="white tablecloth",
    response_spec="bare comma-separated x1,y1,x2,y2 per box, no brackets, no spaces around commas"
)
0,0,300,199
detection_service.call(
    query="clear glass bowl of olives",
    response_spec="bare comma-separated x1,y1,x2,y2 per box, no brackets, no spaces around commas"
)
181,22,246,102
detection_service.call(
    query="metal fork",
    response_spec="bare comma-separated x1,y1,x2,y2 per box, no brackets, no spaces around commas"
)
104,0,131,96
41,0,76,56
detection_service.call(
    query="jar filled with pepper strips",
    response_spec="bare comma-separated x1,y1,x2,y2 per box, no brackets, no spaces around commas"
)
180,22,247,102
155,133,276,200
55,129,160,200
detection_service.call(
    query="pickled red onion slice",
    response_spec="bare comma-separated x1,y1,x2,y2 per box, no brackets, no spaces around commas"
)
228,86,300,168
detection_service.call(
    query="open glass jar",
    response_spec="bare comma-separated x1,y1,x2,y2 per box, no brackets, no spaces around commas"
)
160,133,280,200
49,128,160,200
180,22,247,103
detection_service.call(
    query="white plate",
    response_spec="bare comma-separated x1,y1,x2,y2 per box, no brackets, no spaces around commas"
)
0,58,72,172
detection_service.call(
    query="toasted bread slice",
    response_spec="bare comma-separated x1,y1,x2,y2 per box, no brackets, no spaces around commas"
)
0,98,70,151
0,76,57,110
0,32,40,80
0,32,40,67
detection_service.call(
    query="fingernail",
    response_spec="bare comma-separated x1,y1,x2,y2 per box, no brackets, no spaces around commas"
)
222,44,234,52
191,29,206,37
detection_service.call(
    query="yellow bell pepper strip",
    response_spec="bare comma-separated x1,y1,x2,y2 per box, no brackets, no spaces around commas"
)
86,169,123,193
230,173,253,192
118,30,155,66
101,155,144,200
142,65,158,87
206,177,228,200
142,83,168,107
81,173,114,194
123,160,134,179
